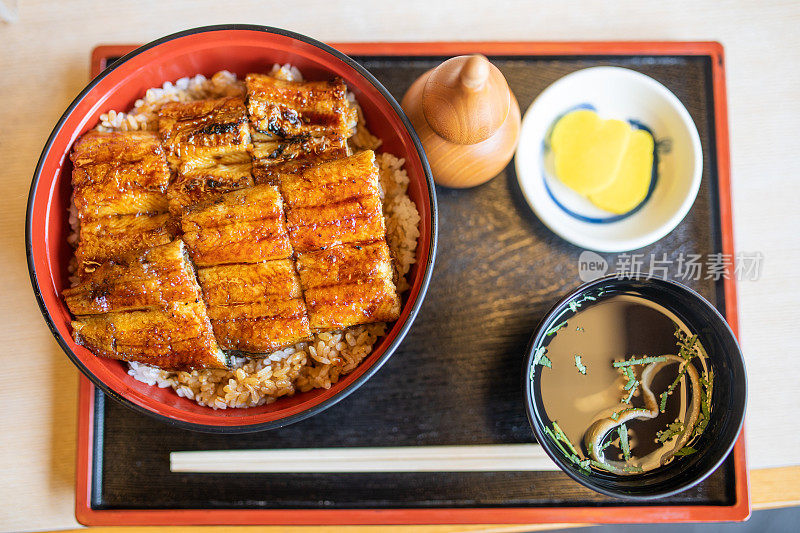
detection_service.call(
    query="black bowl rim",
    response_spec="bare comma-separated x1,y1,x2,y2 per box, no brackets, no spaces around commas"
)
25,24,438,434
522,274,746,500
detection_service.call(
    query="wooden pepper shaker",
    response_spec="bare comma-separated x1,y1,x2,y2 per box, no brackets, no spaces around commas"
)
401,54,521,188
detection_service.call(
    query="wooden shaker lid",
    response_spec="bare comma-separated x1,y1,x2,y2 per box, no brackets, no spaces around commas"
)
421,54,511,145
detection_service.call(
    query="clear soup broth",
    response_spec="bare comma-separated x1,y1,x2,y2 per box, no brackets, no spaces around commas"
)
532,291,713,475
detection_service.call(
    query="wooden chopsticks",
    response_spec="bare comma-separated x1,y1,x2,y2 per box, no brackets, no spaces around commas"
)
170,444,558,473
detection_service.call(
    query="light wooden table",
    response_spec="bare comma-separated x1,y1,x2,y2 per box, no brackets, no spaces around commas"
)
1,1,799,531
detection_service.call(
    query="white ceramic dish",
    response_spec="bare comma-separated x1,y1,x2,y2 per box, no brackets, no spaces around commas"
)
515,66,702,252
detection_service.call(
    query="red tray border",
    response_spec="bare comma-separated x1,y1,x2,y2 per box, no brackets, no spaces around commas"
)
76,40,749,526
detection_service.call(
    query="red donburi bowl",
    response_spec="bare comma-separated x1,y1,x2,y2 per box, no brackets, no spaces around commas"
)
26,25,437,432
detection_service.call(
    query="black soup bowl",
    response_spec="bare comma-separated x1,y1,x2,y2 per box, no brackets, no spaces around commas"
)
523,274,746,499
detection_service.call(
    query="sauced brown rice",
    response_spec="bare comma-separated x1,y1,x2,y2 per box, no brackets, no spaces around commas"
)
80,65,420,409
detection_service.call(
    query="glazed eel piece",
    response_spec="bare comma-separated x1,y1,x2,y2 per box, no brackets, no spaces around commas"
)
70,130,173,278
279,151,401,331
180,184,312,355
66,240,226,370
245,73,355,184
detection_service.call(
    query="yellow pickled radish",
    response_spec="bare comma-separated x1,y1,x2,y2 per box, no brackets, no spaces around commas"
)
589,129,654,214
550,110,632,195
550,109,654,214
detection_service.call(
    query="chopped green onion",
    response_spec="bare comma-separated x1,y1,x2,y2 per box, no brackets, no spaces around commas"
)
623,383,638,403
546,320,568,336
599,438,613,453
659,391,669,412
530,347,551,380
700,368,714,419
659,363,688,412
701,393,710,419
694,368,714,438
543,426,570,457
574,354,587,375
545,422,587,471
656,420,685,443
624,366,636,380
532,346,546,366
552,421,579,456
613,355,667,368
591,459,615,472
673,446,698,456
567,294,598,314
674,327,700,361
618,423,631,461
694,414,708,436
623,367,638,391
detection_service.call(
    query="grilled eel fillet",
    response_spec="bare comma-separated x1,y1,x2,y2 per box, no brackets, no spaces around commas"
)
181,184,292,266
166,162,254,216
245,74,357,139
296,241,401,331
181,185,310,353
281,150,400,330
245,74,355,185
159,97,255,222
198,260,301,306
158,96,252,166
250,132,350,185
64,240,201,315
66,240,225,370
70,130,170,218
279,150,385,252
71,131,173,275
72,301,227,370
197,261,312,353
75,213,174,271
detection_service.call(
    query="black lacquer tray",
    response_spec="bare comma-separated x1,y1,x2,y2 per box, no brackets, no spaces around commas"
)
76,41,748,526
